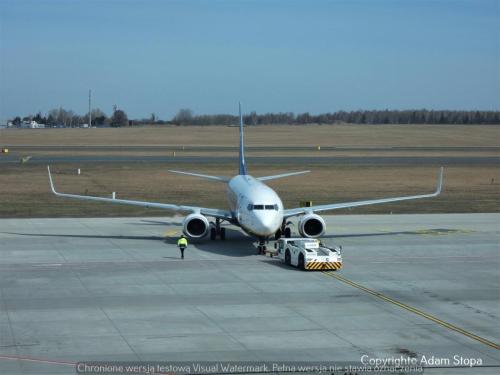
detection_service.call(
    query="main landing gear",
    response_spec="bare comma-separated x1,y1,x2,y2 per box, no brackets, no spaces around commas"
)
210,218,226,240
275,221,292,240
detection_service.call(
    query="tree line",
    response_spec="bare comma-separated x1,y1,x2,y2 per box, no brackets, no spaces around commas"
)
8,108,500,127
173,109,500,125
10,107,130,127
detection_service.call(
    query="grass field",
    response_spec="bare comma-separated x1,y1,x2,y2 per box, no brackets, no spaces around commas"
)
0,164,498,217
2,124,500,147
1,124,499,217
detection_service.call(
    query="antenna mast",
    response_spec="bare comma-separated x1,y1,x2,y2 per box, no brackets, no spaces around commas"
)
88,89,92,127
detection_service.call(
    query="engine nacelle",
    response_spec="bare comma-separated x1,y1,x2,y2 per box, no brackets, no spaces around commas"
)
298,214,326,238
182,214,209,238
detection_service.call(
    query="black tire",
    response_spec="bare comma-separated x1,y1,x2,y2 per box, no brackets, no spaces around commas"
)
298,254,305,270
210,227,216,240
220,227,226,240
285,250,291,266
284,227,292,238
274,229,281,240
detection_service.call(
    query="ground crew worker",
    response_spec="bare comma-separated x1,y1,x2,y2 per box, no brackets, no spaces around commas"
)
177,235,188,259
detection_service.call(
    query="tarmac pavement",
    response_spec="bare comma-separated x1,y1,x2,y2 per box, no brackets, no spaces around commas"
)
0,214,498,374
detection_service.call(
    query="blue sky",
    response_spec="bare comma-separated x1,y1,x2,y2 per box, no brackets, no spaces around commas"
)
0,0,499,120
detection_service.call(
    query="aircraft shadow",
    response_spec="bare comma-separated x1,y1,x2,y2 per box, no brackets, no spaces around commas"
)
2,232,164,241
2,229,440,260
127,219,183,227
2,229,409,243
321,229,453,239
164,227,258,257
320,232,398,239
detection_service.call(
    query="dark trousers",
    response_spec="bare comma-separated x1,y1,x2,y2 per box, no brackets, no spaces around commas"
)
179,246,186,258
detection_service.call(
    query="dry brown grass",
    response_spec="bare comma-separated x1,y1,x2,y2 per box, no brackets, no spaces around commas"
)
0,164,498,217
14,149,500,158
1,124,498,217
2,124,500,147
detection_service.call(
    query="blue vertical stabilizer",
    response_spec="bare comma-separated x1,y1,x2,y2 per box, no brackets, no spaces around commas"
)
238,102,247,175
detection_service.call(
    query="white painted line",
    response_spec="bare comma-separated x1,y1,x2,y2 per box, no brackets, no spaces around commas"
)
32,263,63,267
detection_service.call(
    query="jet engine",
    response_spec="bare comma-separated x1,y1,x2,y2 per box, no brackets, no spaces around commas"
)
183,214,209,238
298,214,326,238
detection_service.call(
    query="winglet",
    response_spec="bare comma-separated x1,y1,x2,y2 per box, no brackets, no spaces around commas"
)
435,167,444,195
47,166,57,195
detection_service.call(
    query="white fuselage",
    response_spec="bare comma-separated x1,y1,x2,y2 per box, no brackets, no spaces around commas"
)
227,175,284,237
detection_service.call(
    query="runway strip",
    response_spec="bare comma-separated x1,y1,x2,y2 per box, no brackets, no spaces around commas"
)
323,271,500,351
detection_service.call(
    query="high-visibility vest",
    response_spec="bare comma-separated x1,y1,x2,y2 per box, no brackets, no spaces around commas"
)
177,238,188,247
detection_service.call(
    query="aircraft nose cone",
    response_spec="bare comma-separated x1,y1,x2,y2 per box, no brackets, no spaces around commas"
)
254,213,280,236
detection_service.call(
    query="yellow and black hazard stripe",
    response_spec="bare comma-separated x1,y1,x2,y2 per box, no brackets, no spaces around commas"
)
305,261,342,270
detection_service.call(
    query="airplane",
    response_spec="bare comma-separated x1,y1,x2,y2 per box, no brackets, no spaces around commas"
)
47,103,444,253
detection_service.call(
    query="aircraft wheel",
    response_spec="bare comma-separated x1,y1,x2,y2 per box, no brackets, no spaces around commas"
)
210,227,217,240
285,250,291,266
298,254,305,270
284,227,292,238
274,229,281,240
220,227,226,240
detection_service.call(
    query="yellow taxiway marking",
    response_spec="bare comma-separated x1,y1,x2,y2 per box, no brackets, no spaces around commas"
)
412,229,474,236
163,229,179,238
376,228,474,236
323,271,500,351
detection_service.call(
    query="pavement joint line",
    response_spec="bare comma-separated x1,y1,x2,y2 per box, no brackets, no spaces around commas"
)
0,355,170,375
0,354,75,366
322,271,500,351
0,289,22,372
66,252,142,362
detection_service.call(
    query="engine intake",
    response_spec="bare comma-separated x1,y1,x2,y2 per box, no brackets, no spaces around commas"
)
183,214,209,238
298,214,326,238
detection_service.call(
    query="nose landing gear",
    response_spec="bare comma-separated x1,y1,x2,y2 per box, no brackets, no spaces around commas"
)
257,237,267,254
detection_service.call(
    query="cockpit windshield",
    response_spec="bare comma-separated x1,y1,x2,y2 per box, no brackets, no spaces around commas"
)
247,204,278,211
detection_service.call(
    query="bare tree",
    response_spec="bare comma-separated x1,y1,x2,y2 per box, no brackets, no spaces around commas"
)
173,108,193,125
110,109,129,127
91,108,107,126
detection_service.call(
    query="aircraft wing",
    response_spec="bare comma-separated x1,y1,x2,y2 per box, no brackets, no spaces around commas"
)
47,166,233,220
257,170,310,181
168,170,230,182
283,167,443,218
